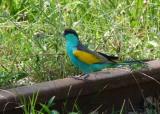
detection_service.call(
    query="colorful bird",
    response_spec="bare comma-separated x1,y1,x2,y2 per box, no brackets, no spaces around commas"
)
63,29,146,79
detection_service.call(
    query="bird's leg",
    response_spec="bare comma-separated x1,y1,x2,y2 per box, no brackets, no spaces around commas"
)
82,73,90,79
72,73,90,80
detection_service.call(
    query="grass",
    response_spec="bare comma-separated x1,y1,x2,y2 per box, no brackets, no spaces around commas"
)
20,93,80,114
0,0,160,88
17,93,159,114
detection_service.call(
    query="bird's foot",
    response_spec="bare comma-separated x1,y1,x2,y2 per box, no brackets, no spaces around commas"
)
72,74,89,80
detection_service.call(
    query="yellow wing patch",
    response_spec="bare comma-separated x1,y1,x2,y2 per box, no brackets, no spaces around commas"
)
73,50,102,64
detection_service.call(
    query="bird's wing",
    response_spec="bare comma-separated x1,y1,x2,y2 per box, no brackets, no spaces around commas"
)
73,43,118,64
97,52,118,62
73,50,102,64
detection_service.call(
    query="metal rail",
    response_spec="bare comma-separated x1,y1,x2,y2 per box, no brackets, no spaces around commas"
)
0,60,160,114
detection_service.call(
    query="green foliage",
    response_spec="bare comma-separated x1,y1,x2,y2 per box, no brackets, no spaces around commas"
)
0,0,160,87
20,94,159,114
20,94,81,114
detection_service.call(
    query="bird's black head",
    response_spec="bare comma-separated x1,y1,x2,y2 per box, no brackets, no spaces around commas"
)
63,29,78,38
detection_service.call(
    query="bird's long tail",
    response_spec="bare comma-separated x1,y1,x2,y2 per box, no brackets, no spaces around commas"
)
113,59,149,70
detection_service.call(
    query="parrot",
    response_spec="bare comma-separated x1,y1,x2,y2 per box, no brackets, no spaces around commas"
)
63,29,146,79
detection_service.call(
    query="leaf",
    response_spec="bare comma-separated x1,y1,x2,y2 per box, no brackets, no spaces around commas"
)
40,103,51,114
51,110,60,114
47,96,55,107
68,112,79,114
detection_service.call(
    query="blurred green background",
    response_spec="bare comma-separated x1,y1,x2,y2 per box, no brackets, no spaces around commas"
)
0,0,160,88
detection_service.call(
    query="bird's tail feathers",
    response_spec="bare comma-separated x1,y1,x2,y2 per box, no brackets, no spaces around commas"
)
115,59,149,71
